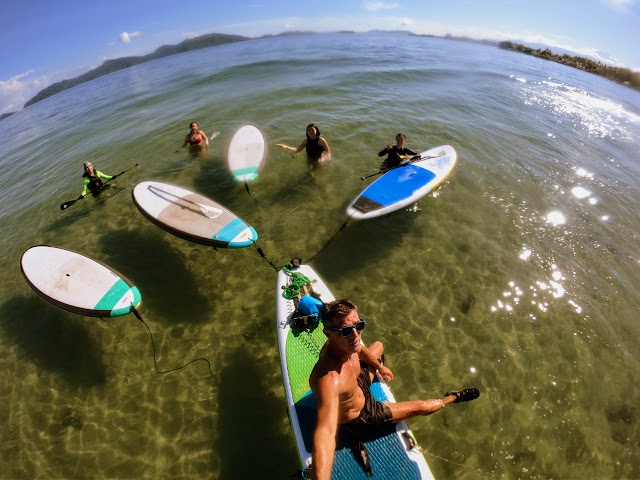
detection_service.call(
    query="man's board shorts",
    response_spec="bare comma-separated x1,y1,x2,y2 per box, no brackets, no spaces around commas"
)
346,363,393,429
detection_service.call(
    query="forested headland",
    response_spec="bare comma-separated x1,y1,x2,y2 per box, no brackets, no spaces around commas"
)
498,41,640,91
23,33,249,108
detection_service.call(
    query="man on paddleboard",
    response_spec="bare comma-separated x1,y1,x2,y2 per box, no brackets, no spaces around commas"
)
309,299,479,480
378,132,418,169
80,162,113,198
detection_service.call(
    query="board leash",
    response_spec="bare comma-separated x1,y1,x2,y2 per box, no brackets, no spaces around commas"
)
420,448,499,479
304,219,349,264
130,304,221,387
254,243,281,272
244,179,263,227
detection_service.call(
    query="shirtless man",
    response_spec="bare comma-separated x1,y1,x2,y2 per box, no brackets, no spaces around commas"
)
309,299,479,480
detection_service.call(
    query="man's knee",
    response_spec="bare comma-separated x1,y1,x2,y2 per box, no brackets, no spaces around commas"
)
369,341,384,357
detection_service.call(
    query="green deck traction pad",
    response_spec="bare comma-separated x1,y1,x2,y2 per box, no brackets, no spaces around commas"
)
285,323,424,479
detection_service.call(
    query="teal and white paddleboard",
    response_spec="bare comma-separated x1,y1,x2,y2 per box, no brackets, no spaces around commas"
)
20,245,142,318
227,124,266,182
276,264,434,479
132,181,258,249
347,145,457,220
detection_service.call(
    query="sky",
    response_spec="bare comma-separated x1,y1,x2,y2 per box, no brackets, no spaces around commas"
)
1,0,639,115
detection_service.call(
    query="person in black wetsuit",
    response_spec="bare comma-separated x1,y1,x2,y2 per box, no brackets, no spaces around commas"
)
378,133,418,170
277,123,331,164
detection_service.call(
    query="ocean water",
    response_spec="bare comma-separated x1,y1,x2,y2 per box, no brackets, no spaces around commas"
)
0,32,639,479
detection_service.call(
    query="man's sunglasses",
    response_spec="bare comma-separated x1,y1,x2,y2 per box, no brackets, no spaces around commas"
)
326,320,366,337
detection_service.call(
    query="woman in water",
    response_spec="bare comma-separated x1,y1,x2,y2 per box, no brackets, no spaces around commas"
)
277,123,331,164
378,133,418,170
179,122,209,150
80,162,113,198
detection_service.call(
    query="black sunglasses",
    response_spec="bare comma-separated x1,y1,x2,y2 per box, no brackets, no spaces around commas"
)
326,319,366,337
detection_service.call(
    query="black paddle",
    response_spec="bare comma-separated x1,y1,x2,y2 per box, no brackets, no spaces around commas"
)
360,153,444,181
60,163,139,210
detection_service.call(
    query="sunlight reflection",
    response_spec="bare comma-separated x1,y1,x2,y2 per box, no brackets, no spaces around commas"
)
490,255,582,317
571,186,591,199
518,79,640,140
546,211,566,226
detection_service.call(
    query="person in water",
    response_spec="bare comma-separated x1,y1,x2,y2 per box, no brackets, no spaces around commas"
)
378,133,418,170
277,123,331,164
81,162,113,198
309,299,479,480
179,122,209,150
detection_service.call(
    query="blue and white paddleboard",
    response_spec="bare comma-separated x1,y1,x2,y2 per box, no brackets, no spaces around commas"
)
132,181,258,249
276,264,434,479
227,125,266,182
20,245,142,318
347,145,457,220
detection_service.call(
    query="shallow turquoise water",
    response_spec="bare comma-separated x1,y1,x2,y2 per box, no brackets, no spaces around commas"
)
0,33,639,479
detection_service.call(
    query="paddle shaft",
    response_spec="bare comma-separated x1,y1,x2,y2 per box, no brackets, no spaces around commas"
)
60,163,139,210
360,155,436,181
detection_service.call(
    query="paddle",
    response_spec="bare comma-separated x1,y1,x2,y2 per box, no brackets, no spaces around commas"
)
60,163,139,210
360,153,442,181
147,184,222,219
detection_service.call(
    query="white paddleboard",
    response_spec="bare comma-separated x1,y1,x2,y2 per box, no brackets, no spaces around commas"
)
132,181,258,249
347,145,457,220
227,125,266,182
21,245,142,318
276,264,434,479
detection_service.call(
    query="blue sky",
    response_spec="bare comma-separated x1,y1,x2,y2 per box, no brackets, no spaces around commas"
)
1,0,638,115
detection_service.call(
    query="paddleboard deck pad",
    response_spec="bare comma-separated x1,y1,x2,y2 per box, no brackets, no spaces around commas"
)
132,181,258,249
227,124,266,182
20,245,141,318
276,264,433,479
347,145,457,220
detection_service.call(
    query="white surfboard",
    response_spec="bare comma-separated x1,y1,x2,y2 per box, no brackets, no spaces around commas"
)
20,245,142,318
276,264,434,479
227,125,266,182
132,181,258,249
347,145,457,220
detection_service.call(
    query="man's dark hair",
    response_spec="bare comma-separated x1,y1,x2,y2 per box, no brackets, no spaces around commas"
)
323,299,357,327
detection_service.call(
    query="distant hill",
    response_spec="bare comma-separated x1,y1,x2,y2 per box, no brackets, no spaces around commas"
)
410,32,499,48
23,33,249,108
498,41,640,91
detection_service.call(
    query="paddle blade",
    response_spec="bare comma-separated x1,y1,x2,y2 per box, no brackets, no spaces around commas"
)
60,199,77,210
198,204,222,219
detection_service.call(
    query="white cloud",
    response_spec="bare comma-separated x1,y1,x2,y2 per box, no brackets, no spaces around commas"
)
0,70,48,114
400,17,414,26
119,31,142,44
364,1,400,11
601,0,637,12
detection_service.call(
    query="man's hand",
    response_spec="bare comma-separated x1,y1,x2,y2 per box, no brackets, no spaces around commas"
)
378,364,393,381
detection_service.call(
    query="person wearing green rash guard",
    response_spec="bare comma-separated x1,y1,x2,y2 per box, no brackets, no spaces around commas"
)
81,162,113,198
